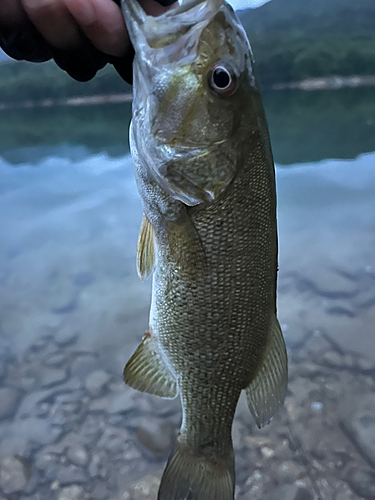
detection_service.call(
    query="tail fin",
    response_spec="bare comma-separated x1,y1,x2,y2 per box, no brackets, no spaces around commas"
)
158,440,235,500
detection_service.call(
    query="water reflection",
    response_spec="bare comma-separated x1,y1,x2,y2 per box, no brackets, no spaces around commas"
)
0,88,375,500
2,87,375,165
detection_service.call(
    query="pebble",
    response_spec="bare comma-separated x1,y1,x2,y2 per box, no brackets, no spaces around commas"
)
343,395,375,467
335,490,357,500
0,387,21,420
0,362,7,382
0,433,30,460
42,352,69,368
13,417,63,447
357,356,375,373
30,337,52,352
54,329,79,347
263,484,313,500
67,445,89,467
241,470,264,499
288,377,318,404
107,391,136,414
17,389,55,418
298,267,359,299
89,397,108,412
137,419,175,458
97,426,130,454
85,369,112,397
88,452,108,479
274,460,306,483
89,480,110,499
35,451,60,471
73,271,95,287
129,475,160,500
40,368,68,388
45,273,78,314
57,485,85,500
70,354,98,379
346,467,375,499
0,456,29,494
57,465,87,486
17,378,82,418
322,351,345,368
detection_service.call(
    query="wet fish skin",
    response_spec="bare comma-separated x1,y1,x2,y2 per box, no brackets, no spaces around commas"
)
122,1,288,499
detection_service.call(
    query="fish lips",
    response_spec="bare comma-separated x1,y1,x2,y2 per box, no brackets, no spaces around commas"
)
121,0,226,63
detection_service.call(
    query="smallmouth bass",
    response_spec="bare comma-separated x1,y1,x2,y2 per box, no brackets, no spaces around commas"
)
122,0,288,498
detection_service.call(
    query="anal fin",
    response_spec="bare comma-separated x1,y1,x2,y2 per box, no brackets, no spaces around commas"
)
124,331,178,399
137,214,155,281
245,314,288,428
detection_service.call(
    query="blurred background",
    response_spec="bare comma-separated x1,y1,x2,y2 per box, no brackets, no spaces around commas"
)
0,0,375,499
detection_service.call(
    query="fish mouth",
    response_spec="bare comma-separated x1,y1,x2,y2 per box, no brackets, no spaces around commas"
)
122,0,224,53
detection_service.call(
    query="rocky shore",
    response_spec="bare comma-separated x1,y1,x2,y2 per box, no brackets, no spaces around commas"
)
0,326,374,500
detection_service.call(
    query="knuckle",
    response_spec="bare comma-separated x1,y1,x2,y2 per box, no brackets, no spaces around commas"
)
23,0,60,17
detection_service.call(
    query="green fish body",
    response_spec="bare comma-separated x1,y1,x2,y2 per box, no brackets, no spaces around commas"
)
122,1,288,498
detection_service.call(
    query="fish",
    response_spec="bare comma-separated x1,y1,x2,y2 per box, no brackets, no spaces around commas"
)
121,0,288,499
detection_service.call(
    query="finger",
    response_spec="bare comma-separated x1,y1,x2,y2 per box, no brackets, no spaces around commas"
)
21,0,82,49
64,0,128,57
0,0,25,26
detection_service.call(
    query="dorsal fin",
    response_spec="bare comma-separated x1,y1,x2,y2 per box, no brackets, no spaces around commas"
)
137,214,155,280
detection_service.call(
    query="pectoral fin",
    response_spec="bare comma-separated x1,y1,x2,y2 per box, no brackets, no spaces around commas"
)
137,215,155,280
124,331,178,399
245,315,288,428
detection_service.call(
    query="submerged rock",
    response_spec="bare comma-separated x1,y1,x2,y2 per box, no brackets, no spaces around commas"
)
346,467,375,499
85,369,112,397
54,329,79,347
70,354,98,380
42,352,69,368
263,484,313,500
0,387,21,420
107,391,136,414
136,419,175,458
89,480,110,499
73,271,95,287
0,455,30,494
127,475,160,500
57,465,87,486
57,485,85,500
40,368,68,388
343,395,375,467
67,445,89,467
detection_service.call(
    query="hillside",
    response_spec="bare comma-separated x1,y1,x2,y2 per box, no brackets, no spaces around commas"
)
0,59,130,104
239,0,375,35
0,0,374,103
238,0,375,84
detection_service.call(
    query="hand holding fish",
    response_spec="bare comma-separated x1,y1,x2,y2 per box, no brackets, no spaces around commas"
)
0,0,175,81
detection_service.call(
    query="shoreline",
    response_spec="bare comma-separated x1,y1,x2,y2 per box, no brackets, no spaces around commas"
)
0,93,133,111
0,75,375,110
271,74,375,91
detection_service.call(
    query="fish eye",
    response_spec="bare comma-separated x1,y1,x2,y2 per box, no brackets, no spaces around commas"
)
208,63,237,97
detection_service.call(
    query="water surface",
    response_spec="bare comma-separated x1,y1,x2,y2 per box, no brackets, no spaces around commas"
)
0,88,374,500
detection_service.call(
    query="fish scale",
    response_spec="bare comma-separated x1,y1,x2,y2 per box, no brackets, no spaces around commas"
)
122,0,288,498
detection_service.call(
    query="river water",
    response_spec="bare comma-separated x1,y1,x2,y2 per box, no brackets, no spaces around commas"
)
0,88,374,499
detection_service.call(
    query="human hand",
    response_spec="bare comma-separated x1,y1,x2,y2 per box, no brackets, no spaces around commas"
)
0,0,176,82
